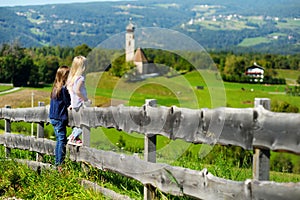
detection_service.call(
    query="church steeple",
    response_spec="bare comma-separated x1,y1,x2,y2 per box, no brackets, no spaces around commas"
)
126,18,135,32
125,18,135,62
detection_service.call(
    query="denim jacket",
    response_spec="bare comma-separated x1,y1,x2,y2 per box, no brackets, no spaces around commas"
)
49,86,71,121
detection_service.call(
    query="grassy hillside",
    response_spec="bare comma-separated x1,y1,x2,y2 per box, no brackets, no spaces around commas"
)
0,85,13,92
275,69,300,85
0,70,300,200
86,71,300,110
1,0,299,53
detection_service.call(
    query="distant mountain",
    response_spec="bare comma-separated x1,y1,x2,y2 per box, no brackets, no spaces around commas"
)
0,0,299,54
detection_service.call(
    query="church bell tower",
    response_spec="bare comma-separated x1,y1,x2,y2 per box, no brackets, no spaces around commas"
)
125,18,135,62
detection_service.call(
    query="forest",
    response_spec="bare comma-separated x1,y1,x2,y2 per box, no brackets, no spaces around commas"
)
0,42,299,87
0,0,299,54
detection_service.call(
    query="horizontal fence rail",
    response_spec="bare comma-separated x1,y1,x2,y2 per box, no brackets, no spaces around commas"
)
0,133,300,200
1,103,299,154
0,98,300,199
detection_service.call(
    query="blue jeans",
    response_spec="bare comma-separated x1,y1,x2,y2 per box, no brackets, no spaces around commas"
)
71,107,82,139
50,119,68,166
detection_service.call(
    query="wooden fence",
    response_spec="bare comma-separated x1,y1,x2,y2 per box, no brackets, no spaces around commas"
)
0,98,300,200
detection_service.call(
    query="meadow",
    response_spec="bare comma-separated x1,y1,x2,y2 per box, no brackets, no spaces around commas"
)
1,69,300,199
0,85,13,92
87,70,300,109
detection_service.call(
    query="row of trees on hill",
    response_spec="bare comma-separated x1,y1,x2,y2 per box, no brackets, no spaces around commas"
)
0,42,91,86
0,42,300,87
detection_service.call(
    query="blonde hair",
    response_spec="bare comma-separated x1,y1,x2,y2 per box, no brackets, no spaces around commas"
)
51,66,70,99
67,55,87,89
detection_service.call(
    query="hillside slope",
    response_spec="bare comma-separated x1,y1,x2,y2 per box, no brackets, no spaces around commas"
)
0,0,299,54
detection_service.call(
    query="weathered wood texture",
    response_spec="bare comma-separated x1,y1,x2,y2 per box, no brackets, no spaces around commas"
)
81,179,132,200
253,98,270,181
0,133,56,155
0,133,299,200
15,158,52,172
0,107,49,123
144,99,157,200
1,105,300,154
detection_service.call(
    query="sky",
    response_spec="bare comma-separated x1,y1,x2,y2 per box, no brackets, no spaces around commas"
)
0,0,124,7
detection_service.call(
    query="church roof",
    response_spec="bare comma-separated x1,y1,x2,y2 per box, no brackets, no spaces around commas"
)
246,62,264,70
134,48,148,63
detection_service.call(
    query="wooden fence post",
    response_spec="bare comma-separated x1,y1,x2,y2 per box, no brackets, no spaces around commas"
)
253,98,270,181
81,110,91,173
4,105,11,158
36,102,45,162
144,99,157,200
81,125,91,173
82,125,90,147
72,107,90,147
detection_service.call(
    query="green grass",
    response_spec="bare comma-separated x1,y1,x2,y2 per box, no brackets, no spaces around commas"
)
275,69,300,85
0,85,13,93
276,19,300,30
1,71,300,198
1,143,299,200
0,145,145,199
223,81,300,108
86,71,300,110
238,37,271,47
0,148,105,199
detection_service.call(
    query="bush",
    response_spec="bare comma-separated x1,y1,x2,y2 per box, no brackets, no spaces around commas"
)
271,153,293,173
272,100,299,113
292,160,300,174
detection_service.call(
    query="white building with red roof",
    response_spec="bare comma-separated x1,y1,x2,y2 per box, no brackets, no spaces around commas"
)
245,62,264,82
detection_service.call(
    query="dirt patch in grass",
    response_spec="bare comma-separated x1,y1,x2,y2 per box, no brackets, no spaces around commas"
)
0,89,50,108
0,88,127,108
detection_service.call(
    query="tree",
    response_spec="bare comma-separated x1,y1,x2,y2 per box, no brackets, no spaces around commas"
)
223,54,247,77
74,44,92,57
109,55,135,77
45,56,60,83
13,55,33,87
0,42,33,86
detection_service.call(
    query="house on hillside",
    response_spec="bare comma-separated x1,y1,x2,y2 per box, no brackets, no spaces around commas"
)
245,62,264,82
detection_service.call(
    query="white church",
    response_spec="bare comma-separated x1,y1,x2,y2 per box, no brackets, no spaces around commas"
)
125,20,158,75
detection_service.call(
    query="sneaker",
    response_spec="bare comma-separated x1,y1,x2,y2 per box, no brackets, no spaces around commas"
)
68,138,82,146
75,139,82,145
67,134,74,141
67,139,74,145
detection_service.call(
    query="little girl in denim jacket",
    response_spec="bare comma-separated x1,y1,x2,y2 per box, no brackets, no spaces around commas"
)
49,66,71,170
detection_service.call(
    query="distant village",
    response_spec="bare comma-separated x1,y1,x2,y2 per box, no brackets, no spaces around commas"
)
15,4,298,43
182,4,296,41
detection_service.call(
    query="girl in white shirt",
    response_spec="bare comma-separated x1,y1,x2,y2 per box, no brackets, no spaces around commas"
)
67,55,91,145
